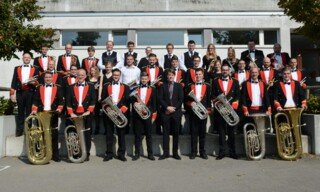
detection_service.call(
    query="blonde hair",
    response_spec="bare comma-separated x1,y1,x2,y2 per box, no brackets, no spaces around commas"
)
205,43,218,60
227,47,236,60
88,66,100,79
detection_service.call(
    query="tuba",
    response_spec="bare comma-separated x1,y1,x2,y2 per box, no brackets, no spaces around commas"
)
130,89,151,120
24,112,53,165
101,96,128,128
214,94,239,126
64,115,89,163
243,113,272,160
188,90,208,120
274,108,304,161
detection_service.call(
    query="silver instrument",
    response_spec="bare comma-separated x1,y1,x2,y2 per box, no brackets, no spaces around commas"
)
188,90,208,120
130,88,151,120
243,113,272,160
101,96,128,128
23,75,38,85
64,115,89,163
150,75,162,87
214,94,239,126
300,77,307,86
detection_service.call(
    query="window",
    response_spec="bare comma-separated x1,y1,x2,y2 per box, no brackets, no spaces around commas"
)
264,30,278,45
61,31,108,46
137,30,184,46
113,31,127,46
212,30,259,45
188,31,203,46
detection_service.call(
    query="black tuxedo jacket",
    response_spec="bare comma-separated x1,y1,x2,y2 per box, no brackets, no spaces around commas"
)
33,56,54,72
101,82,130,113
131,86,157,115
81,57,99,73
212,77,240,110
274,80,307,109
185,82,211,113
267,52,290,66
31,84,64,112
10,65,39,94
66,82,96,115
185,68,208,85
158,82,184,117
57,54,80,72
240,50,265,69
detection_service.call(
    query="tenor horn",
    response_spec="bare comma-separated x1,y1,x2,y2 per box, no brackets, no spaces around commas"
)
214,94,239,126
274,108,304,161
130,89,151,120
24,112,53,165
101,96,128,128
188,90,208,120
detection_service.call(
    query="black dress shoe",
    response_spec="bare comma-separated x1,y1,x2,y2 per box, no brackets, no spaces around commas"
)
85,156,90,161
132,155,140,161
216,155,225,160
172,154,181,160
230,154,238,160
159,154,169,160
200,153,208,160
94,131,99,135
189,154,196,160
16,130,23,137
103,154,113,161
52,157,61,162
118,156,127,162
147,155,155,161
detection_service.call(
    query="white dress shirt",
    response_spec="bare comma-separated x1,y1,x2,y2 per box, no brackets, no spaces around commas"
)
179,51,202,71
222,79,229,93
291,71,298,81
238,72,246,85
112,83,120,104
263,70,270,84
44,85,53,111
284,81,296,108
275,53,282,65
195,82,202,101
97,51,122,70
78,84,84,107
21,64,31,83
249,50,255,61
42,57,48,70
251,82,262,107
71,77,76,84
120,65,141,85
66,55,71,70
140,87,147,104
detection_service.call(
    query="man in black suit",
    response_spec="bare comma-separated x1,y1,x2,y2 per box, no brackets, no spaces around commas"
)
158,68,184,160
10,52,39,136
274,67,307,111
66,69,96,161
131,72,157,161
137,46,154,70
185,55,208,85
101,68,130,162
185,68,211,160
33,45,54,74
160,43,178,69
212,64,240,160
31,71,64,162
240,40,264,69
120,41,141,67
267,43,290,70
57,43,80,76
180,40,202,70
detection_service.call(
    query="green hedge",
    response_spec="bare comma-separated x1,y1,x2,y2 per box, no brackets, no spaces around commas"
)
306,95,320,114
0,97,14,116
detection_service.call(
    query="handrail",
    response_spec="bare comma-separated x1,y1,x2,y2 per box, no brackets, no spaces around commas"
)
0,87,10,91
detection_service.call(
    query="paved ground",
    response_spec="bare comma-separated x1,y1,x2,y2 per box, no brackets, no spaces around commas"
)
0,155,320,192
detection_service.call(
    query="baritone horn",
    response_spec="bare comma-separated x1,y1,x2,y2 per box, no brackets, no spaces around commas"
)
243,113,272,160
64,115,89,163
274,108,304,161
188,90,208,120
24,112,53,165
130,89,151,120
213,94,239,126
101,96,128,128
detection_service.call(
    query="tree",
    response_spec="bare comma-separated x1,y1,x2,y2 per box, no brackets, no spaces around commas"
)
278,0,320,42
0,0,57,60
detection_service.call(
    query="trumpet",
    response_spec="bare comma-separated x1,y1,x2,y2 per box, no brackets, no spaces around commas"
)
65,114,90,163
267,78,277,90
130,89,151,120
213,94,239,126
150,75,162,87
23,75,38,85
188,90,208,120
101,96,128,128
300,77,307,86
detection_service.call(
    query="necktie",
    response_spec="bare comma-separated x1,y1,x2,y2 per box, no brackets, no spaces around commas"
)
169,83,174,100
222,78,228,81
108,52,111,56
168,54,172,59
149,65,155,69
250,50,255,53
42,55,47,58
291,68,297,72
263,68,270,71
66,54,71,57
23,64,30,67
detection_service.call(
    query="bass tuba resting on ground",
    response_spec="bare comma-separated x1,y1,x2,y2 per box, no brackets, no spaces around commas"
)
101,96,128,128
274,108,304,161
214,94,239,126
64,115,89,163
24,112,53,165
188,90,208,120
243,113,272,160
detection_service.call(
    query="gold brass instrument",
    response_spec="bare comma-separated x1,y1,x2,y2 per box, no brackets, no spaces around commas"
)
214,94,239,126
274,108,304,161
243,113,272,160
101,96,128,128
130,89,151,120
127,79,138,90
64,115,89,163
23,75,38,85
150,75,162,87
24,112,53,165
188,90,208,120
267,78,277,90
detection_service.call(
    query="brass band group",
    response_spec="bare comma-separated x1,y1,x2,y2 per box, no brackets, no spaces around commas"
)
9,39,307,164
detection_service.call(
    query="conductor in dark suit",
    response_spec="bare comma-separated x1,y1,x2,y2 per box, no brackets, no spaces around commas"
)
240,40,264,69
158,68,184,160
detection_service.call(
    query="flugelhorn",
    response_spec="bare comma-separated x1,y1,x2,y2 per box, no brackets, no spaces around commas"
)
65,114,89,163
130,88,151,120
213,94,239,126
188,90,208,120
101,96,128,128
274,108,304,160
24,112,53,165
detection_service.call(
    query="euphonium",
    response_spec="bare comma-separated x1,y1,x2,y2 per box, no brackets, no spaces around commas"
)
130,89,151,120
274,108,304,160
214,94,239,126
64,115,89,163
24,112,53,165
188,90,208,120
101,96,128,128
243,113,272,160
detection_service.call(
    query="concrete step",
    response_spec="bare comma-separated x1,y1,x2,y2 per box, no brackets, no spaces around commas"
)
5,133,310,157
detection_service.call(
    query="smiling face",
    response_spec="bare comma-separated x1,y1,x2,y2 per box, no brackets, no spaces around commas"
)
193,57,201,68
221,65,230,78
22,53,31,64
250,68,259,80
48,60,55,71
141,75,149,85
195,70,204,82
112,71,121,82
283,69,291,81
44,73,53,84
148,56,157,66
77,69,86,83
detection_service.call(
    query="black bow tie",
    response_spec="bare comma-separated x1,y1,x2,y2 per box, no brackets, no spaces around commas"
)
263,68,270,71
66,54,71,57
70,75,76,78
23,64,30,67
196,83,202,85
45,84,52,87
42,55,47,58
78,83,85,87
88,57,94,60
222,78,228,81
251,81,258,84
239,70,245,73
141,84,147,88
275,53,281,56
149,65,155,69
113,82,119,85
284,82,291,85
250,50,255,53
291,69,297,72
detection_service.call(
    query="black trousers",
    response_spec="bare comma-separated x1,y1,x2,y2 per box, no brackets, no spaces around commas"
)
162,113,181,156
93,102,101,133
103,114,126,156
189,113,207,155
216,114,236,156
50,114,59,158
133,114,153,156
16,90,34,133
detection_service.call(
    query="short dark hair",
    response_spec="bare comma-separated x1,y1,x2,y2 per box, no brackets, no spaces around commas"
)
112,68,121,74
222,63,230,68
188,40,196,45
87,46,95,52
171,55,179,62
166,43,174,49
140,72,149,78
195,68,204,74
193,55,201,61
166,68,175,76
148,53,157,58
126,54,135,59
43,71,53,76
23,51,32,56
248,39,256,44
70,64,78,69
127,41,135,46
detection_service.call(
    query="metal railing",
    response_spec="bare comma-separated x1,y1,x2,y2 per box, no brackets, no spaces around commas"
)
0,87,10,91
